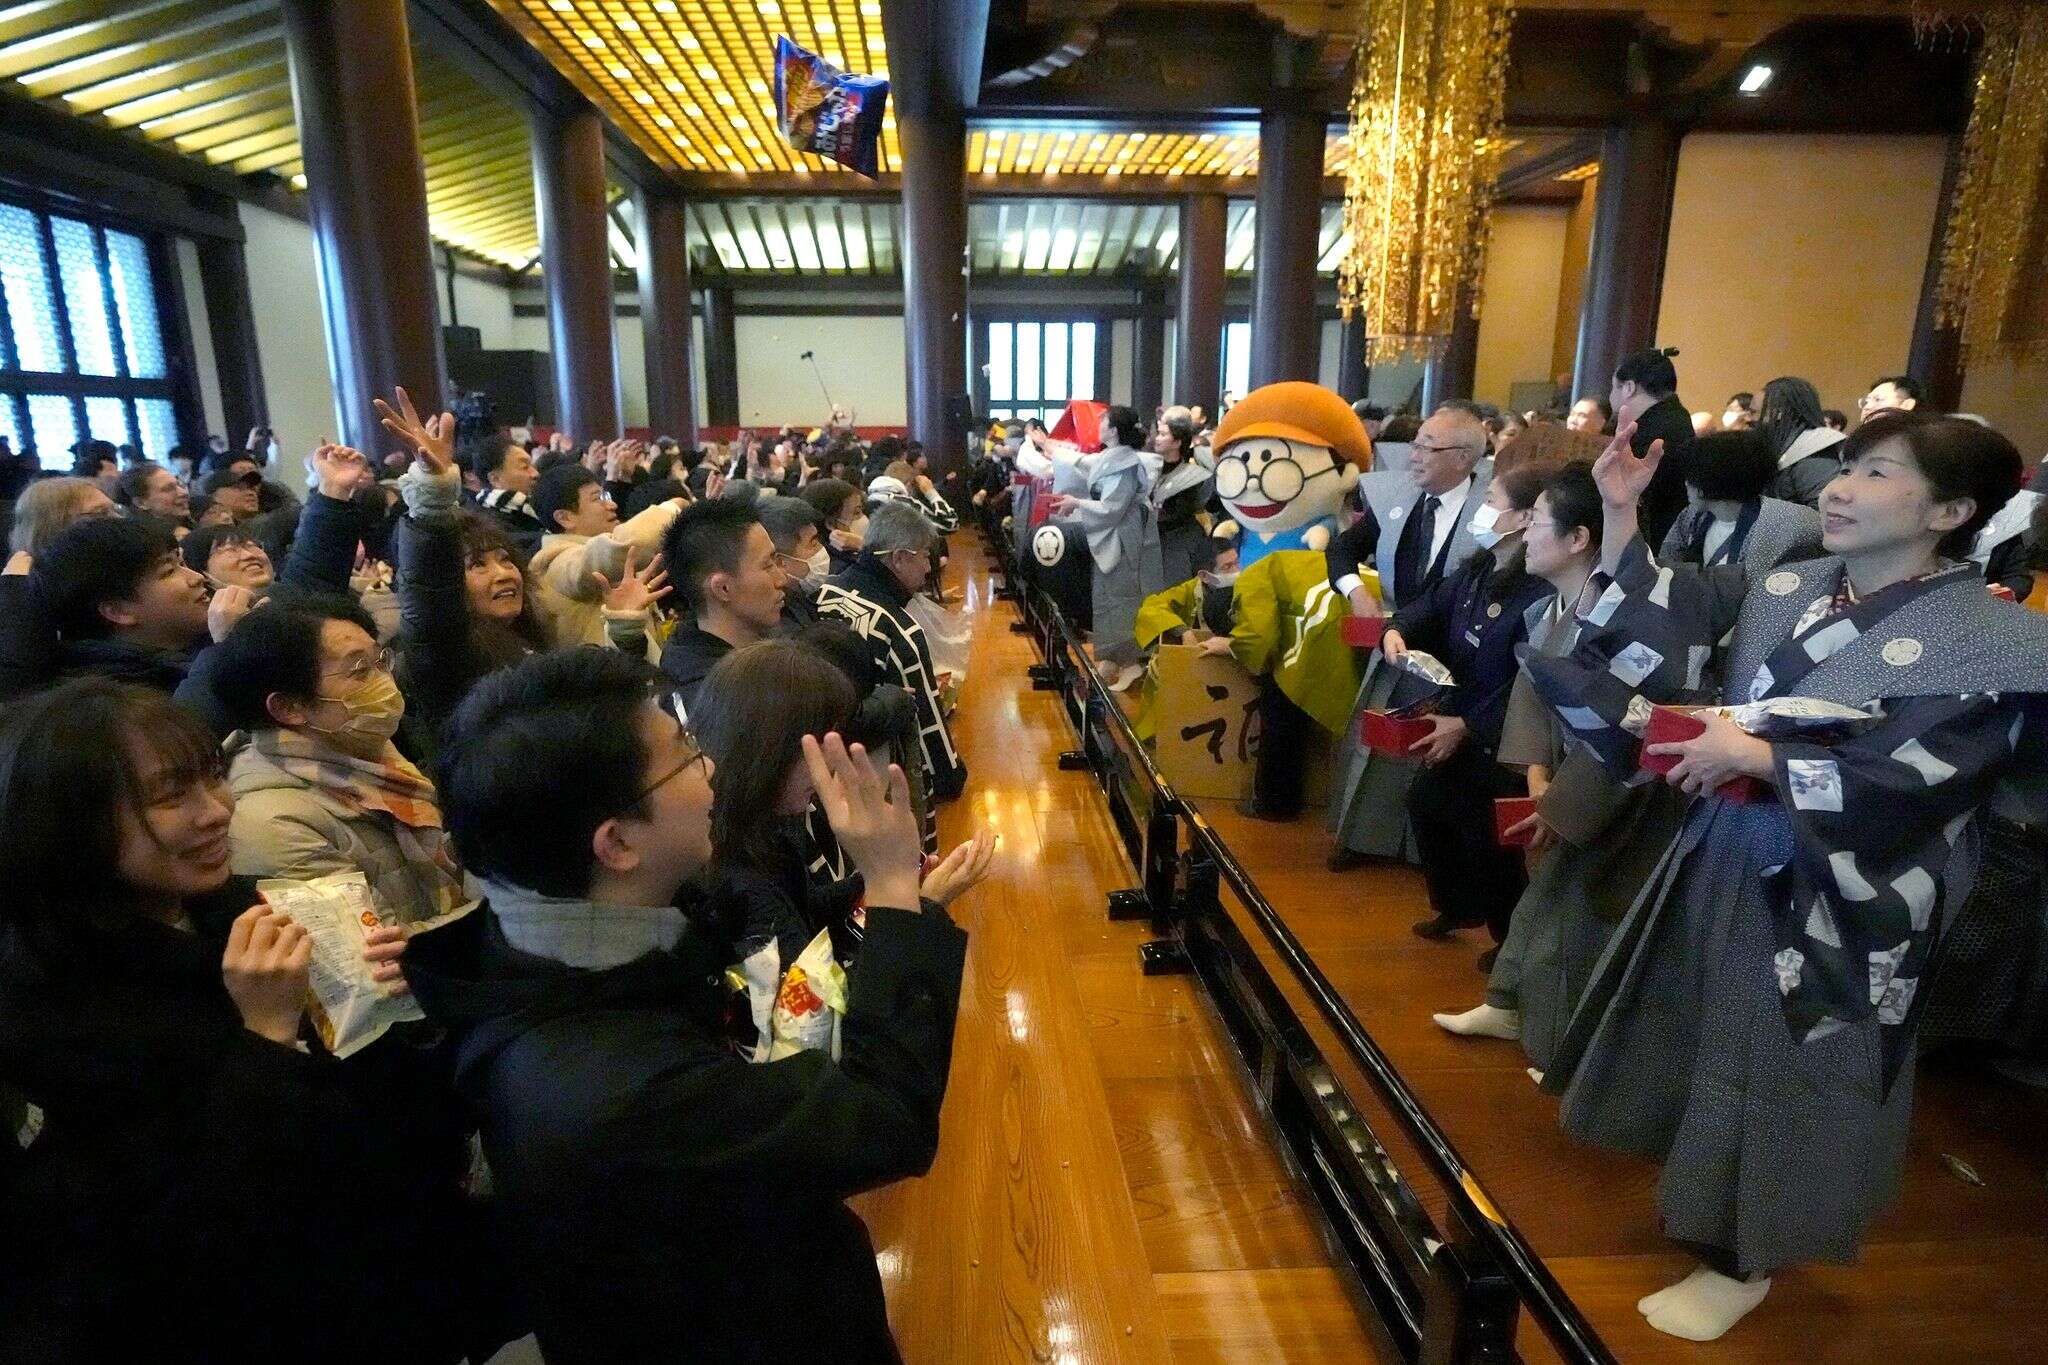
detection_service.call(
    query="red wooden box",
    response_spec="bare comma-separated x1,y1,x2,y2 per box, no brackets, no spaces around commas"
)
1638,705,1772,803
1493,797,1538,848
1342,615,1387,649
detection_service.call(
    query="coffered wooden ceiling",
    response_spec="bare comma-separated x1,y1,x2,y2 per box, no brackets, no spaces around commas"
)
0,0,542,265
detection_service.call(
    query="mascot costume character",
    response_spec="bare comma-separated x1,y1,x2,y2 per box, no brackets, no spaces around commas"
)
1209,382,1373,568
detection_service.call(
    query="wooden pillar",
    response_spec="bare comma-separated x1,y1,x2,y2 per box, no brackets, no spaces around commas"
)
1551,174,1599,390
1249,109,1325,388
1572,120,1680,400
1134,286,1166,416
636,188,696,443
531,100,620,442
897,108,969,471
1176,193,1226,411
1422,287,1480,410
1907,134,1967,413
1337,314,1369,402
192,233,268,441
701,284,739,428
279,0,444,454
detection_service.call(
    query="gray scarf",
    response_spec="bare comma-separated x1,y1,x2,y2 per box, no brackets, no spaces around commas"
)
485,876,686,970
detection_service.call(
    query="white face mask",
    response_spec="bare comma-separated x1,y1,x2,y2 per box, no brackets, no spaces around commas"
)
847,514,869,539
1469,501,1506,549
1198,569,1239,590
806,546,832,577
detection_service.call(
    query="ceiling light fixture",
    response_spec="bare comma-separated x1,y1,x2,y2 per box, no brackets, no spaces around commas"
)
1738,64,1774,95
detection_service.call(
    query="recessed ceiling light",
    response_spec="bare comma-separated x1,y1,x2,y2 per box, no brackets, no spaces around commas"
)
1739,64,1774,95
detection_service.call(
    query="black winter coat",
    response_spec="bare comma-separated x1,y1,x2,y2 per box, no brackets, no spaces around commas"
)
0,878,483,1364
405,900,968,1365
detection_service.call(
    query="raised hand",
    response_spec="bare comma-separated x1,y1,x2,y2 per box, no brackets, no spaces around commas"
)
593,547,672,614
222,906,312,1045
1591,420,1661,509
373,387,455,473
207,583,259,643
310,441,373,501
801,732,922,910
582,440,608,474
921,826,998,909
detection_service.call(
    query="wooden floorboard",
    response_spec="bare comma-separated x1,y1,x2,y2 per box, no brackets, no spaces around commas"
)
1192,759,2048,1362
859,544,1380,1365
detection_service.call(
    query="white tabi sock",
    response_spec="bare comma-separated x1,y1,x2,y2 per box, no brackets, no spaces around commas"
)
1432,1003,1520,1039
1641,1266,1771,1341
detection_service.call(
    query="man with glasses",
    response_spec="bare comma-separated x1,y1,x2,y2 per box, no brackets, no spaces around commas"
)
756,494,834,628
813,499,968,805
1858,374,1923,424
1325,402,1497,869
406,648,968,1364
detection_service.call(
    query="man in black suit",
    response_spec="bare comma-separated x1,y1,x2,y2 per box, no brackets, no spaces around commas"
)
1606,347,1696,547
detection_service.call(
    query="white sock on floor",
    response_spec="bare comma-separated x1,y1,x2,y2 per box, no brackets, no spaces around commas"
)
1432,1003,1520,1039
1639,1266,1770,1341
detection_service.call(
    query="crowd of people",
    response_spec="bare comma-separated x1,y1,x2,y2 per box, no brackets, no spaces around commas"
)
0,395,995,1362
971,349,2048,1345
2,341,2044,1357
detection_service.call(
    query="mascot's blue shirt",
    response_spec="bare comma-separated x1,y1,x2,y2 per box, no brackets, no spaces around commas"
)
1236,516,1333,569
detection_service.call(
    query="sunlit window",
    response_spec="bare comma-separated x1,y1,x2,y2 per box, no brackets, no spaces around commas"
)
0,198,181,469
984,320,1098,427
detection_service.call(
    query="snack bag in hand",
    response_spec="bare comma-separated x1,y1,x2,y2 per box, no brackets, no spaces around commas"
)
768,926,849,1061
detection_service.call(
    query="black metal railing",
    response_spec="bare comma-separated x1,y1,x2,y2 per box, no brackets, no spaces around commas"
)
994,532,1617,1365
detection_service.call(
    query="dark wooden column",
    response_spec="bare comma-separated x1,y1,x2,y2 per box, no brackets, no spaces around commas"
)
1907,134,1967,412
279,0,444,454
1422,288,1480,410
1337,314,1369,402
531,100,619,441
1249,110,1325,388
192,233,268,441
1134,286,1166,415
1176,193,1226,412
635,187,696,443
897,108,969,469
1571,119,1681,400
701,284,739,428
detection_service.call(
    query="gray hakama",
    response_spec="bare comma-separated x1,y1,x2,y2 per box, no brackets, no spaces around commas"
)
1537,543,2048,1276
1063,445,1162,667
1323,657,1424,860
1485,597,1683,1071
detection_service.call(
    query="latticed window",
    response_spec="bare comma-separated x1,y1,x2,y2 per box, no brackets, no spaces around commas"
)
985,319,1099,427
0,198,181,468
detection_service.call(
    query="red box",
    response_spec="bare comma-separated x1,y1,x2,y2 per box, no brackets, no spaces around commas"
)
1342,615,1387,649
1360,708,1435,757
1638,705,1772,803
1494,797,1538,847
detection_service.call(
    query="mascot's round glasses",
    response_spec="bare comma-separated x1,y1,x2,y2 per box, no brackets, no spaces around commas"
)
1214,451,1334,504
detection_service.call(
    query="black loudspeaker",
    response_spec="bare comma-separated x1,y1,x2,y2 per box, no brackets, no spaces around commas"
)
947,392,977,435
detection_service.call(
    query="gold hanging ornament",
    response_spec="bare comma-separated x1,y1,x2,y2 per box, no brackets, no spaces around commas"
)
1338,0,1514,363
1933,2,2048,361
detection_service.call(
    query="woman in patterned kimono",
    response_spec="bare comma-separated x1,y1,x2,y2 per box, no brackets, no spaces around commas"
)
1433,465,1686,1069
1659,428,1823,575
1535,412,2048,1342
1043,405,1163,687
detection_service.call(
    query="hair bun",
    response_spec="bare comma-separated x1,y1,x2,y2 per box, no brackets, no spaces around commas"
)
1660,346,1681,358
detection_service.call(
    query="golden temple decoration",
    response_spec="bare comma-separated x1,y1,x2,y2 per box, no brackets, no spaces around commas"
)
1933,3,2048,360
1337,0,1514,362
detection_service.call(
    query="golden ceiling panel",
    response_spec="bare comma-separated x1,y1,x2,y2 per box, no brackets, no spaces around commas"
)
489,0,900,177
1,0,540,265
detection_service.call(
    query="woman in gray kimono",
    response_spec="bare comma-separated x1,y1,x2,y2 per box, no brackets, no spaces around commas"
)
1660,428,1824,574
1533,412,2048,1343
1434,465,1687,1072
1042,405,1162,686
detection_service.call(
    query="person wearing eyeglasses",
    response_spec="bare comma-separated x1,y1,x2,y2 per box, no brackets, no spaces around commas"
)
405,648,969,1365
210,600,467,930
757,494,833,628
1324,402,1497,869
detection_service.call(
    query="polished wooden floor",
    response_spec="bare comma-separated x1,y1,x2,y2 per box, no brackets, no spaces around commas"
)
1189,747,2048,1363
857,544,1380,1364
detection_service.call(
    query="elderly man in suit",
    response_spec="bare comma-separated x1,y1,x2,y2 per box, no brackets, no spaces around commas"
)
1324,402,1496,870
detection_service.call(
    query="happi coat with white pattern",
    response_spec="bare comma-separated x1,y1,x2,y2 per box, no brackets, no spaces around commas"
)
1530,537,2048,1274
